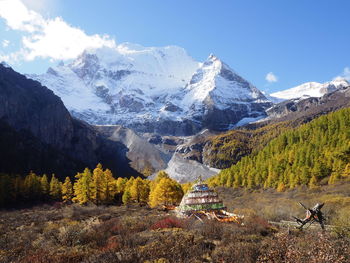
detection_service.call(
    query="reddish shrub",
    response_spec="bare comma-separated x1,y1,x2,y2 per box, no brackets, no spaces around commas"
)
150,217,185,230
245,215,272,236
97,218,122,235
101,235,120,252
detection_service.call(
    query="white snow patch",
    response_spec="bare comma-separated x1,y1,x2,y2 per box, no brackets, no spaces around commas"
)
1,61,11,68
31,45,270,127
228,116,265,129
270,79,349,100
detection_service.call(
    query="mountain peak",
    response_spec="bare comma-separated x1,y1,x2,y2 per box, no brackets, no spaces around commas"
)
31,43,270,134
270,79,349,100
0,61,11,69
208,53,219,61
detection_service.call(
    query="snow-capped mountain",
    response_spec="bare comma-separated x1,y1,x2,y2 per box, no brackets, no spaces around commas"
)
31,43,271,135
270,79,349,101
181,54,270,130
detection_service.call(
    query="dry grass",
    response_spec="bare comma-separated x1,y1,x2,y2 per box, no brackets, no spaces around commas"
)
217,181,350,224
0,184,349,262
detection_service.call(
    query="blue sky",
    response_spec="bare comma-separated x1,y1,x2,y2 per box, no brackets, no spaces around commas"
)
0,0,349,93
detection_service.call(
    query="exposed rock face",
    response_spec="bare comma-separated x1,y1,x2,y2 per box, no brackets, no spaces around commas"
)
0,64,139,179
30,44,271,135
95,125,170,174
151,153,219,183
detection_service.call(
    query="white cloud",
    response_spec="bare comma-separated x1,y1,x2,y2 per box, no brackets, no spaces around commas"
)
333,67,350,81
2,39,10,47
21,0,56,13
265,72,278,83
0,0,116,62
0,0,44,32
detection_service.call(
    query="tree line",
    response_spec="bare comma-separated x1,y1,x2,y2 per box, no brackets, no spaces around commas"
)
207,108,350,190
0,165,187,208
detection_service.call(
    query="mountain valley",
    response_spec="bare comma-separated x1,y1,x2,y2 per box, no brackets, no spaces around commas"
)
1,43,349,183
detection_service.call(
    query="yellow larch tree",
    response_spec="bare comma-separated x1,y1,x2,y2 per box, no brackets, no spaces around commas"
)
73,168,93,204
91,163,106,204
23,171,41,200
104,168,117,204
148,177,183,208
130,177,150,203
62,177,74,202
40,174,50,196
49,174,62,200
116,177,128,193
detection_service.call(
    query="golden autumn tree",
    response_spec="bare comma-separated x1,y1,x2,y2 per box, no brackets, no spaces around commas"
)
122,189,132,204
342,163,350,180
103,168,117,204
40,174,50,196
149,170,169,192
149,177,183,208
130,177,150,203
73,168,93,204
276,182,286,192
181,182,193,194
155,170,169,182
121,177,135,204
125,176,135,189
23,171,41,200
91,163,106,204
308,175,318,189
49,174,62,200
116,177,128,193
62,177,74,202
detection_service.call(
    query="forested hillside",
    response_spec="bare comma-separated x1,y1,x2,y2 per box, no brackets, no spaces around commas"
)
208,108,350,189
203,121,296,168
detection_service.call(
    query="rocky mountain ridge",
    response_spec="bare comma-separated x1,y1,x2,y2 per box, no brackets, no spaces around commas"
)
4,42,350,182
31,44,271,135
162,84,350,174
270,79,349,101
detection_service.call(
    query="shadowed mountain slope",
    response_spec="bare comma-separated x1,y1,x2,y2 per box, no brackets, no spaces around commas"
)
0,64,140,179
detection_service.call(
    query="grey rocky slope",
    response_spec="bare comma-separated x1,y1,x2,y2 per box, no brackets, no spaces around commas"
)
95,125,170,174
96,125,222,182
